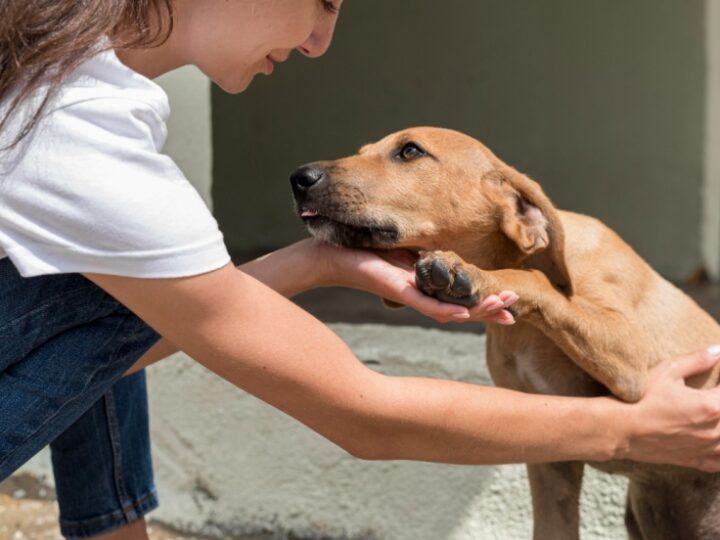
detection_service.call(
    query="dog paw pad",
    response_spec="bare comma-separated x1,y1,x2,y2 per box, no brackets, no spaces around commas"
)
415,252,479,307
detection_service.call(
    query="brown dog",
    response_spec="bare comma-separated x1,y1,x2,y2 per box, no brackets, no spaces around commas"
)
290,127,720,539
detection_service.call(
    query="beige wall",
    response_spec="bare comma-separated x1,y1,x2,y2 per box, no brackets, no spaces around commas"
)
212,0,708,281
156,65,213,208
704,0,720,279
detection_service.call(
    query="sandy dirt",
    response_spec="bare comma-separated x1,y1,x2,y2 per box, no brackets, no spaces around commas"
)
0,473,210,540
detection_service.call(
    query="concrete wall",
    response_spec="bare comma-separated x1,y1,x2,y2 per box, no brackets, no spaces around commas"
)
156,65,213,208
212,0,707,280
704,0,720,279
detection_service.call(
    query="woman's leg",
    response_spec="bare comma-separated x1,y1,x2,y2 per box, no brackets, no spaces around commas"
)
0,258,161,537
50,371,158,539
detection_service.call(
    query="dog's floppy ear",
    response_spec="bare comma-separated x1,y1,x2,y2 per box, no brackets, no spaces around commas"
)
484,168,573,295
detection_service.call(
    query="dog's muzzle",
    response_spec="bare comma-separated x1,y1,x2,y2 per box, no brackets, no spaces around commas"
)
289,163,401,249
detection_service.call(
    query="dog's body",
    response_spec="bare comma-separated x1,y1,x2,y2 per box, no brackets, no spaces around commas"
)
290,127,720,539
484,210,720,539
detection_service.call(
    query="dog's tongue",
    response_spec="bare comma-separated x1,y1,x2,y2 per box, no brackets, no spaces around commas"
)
301,209,319,217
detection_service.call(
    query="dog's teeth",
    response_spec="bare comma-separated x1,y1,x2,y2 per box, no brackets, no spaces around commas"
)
301,209,319,217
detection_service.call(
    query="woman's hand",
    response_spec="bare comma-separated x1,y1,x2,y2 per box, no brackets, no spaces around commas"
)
310,239,518,324
616,346,720,471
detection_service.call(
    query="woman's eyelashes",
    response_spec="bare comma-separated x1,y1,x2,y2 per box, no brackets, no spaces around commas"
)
321,0,339,15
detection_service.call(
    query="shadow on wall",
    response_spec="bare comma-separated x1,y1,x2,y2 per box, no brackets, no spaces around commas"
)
212,0,706,282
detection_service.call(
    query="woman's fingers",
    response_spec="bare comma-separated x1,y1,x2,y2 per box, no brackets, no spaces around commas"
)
498,290,520,307
698,459,720,473
487,310,516,325
479,295,503,311
390,279,470,321
397,280,519,324
353,252,520,324
668,346,720,380
622,347,720,469
469,292,518,325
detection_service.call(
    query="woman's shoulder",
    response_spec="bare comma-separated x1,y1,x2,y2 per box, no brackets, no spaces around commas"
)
0,44,170,159
57,46,170,123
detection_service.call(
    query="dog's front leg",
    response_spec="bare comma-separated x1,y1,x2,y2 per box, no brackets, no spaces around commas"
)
415,250,650,402
527,462,584,540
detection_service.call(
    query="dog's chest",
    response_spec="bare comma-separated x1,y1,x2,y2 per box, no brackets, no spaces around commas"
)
486,324,603,397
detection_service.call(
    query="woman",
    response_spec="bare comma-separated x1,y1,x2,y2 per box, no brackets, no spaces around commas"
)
1,1,720,539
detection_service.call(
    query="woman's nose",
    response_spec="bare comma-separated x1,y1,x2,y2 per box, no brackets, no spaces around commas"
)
297,17,338,58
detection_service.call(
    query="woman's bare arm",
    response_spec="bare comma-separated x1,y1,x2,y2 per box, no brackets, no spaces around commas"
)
87,259,720,469
125,240,331,373
125,239,516,374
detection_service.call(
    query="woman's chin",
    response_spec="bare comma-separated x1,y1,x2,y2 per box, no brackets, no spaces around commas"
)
215,72,254,94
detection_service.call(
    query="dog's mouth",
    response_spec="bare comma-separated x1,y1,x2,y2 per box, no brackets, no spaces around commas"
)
298,206,400,249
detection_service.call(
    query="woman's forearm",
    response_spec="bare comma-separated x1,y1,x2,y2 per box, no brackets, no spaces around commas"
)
112,263,621,465
123,263,619,464
96,263,720,470
127,237,509,375
349,374,621,463
126,241,327,374
129,331,619,462
125,337,179,374
236,239,334,297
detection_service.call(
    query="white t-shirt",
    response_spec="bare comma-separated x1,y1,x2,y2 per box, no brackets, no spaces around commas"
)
0,46,231,278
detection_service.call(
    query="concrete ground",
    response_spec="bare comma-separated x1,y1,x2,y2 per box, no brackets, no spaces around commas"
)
0,469,346,540
0,473,199,540
0,474,278,540
1,282,718,540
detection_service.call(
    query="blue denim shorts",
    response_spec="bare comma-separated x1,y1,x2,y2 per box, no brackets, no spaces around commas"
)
0,257,162,538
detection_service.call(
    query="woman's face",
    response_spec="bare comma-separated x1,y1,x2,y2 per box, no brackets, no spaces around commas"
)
178,0,342,93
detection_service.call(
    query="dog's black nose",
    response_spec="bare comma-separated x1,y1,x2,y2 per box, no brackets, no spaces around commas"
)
290,165,325,194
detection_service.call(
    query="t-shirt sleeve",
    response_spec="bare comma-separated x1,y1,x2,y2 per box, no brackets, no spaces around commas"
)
0,97,231,278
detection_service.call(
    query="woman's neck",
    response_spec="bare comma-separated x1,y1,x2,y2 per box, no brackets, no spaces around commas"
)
114,43,185,79
112,3,188,79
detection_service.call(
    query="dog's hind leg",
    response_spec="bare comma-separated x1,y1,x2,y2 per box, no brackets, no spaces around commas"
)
526,461,584,540
627,475,720,540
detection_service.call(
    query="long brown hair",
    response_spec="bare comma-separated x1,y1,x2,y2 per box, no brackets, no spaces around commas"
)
0,0,174,151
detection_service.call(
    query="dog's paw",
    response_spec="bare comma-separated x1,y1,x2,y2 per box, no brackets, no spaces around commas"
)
415,251,480,307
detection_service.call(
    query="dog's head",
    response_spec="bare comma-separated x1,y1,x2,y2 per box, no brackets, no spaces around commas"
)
291,127,572,293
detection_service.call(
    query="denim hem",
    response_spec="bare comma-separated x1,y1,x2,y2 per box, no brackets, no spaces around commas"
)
59,488,159,539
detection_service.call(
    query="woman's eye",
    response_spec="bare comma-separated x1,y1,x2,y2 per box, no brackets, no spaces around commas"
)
321,0,339,14
398,142,426,161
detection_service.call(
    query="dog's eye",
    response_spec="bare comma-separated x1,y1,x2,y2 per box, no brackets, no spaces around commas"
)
397,142,426,161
